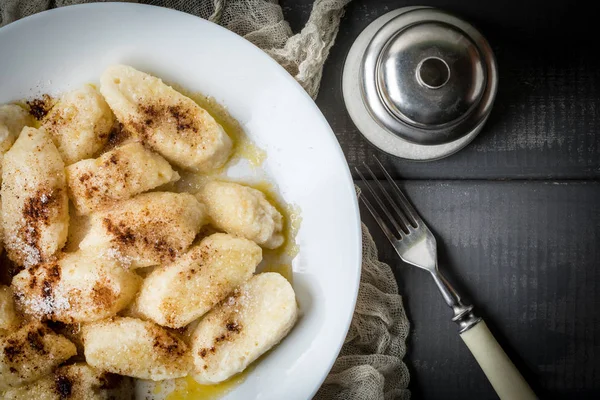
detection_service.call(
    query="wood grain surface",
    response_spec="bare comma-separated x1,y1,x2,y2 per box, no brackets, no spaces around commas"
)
280,0,600,399
358,180,600,399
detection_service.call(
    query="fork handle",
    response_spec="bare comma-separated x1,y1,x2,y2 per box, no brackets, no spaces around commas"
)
461,321,537,400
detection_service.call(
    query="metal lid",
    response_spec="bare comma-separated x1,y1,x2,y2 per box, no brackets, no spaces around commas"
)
360,8,497,145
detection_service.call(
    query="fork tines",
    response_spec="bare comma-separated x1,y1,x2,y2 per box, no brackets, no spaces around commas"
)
355,157,422,243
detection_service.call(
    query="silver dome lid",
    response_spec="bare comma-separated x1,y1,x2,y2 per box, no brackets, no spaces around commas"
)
345,6,498,156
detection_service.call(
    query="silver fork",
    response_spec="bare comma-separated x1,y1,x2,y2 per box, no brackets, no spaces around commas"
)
357,157,537,400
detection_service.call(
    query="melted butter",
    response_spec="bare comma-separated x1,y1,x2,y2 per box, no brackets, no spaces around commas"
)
13,101,29,111
20,102,42,128
249,181,301,257
244,181,301,284
166,368,252,400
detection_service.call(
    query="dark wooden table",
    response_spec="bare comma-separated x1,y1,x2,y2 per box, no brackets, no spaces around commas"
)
284,1,600,399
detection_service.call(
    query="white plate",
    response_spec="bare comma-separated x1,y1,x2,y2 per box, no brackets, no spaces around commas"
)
0,3,361,400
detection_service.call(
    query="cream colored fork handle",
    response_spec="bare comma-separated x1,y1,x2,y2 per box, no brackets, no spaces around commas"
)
461,321,537,400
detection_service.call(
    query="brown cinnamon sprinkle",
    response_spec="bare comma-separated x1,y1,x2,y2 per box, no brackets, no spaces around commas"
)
3,340,23,363
198,320,243,360
152,239,176,260
78,173,91,183
148,324,187,358
23,189,58,223
91,283,116,309
198,345,216,359
226,321,241,333
3,323,52,365
27,94,54,120
133,101,199,137
13,259,65,318
105,122,132,151
100,202,187,265
104,154,118,167
103,218,136,246
54,374,72,398
26,330,47,354
17,188,62,265
28,275,38,290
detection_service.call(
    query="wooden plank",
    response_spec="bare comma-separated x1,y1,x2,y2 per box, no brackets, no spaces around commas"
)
358,180,600,399
318,0,600,179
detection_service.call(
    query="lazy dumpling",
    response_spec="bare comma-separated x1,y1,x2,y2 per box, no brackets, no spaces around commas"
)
66,142,180,215
135,233,261,328
41,85,114,165
191,273,298,384
0,321,77,389
0,104,35,181
1,363,134,400
82,317,191,381
12,250,142,323
1,127,69,267
197,180,284,249
79,192,206,268
100,65,232,172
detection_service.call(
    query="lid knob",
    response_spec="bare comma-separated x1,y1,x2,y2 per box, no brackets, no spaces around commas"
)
417,57,450,89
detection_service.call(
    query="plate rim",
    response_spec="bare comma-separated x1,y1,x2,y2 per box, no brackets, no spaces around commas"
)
0,3,363,399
